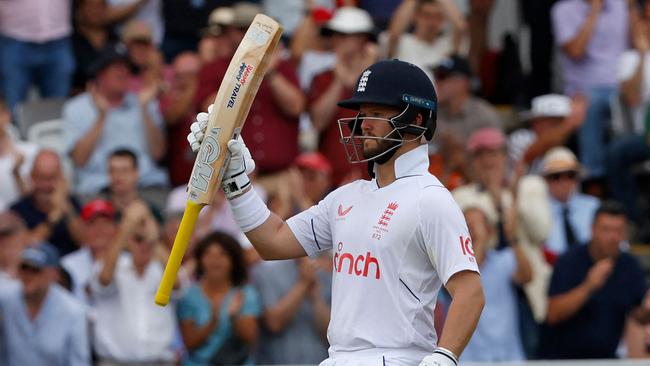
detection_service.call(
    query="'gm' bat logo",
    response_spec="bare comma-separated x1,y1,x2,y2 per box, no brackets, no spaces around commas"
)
190,128,221,192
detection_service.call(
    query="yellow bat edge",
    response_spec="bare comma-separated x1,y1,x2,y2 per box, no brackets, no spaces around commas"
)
154,200,203,306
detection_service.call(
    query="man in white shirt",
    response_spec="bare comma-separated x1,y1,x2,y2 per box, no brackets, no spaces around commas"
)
90,200,182,365
189,59,484,366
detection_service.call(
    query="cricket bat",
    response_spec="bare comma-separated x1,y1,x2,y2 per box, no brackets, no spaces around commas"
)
155,14,283,306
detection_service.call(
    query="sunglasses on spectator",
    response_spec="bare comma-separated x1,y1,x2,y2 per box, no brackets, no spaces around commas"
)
546,171,578,181
0,227,17,238
133,234,156,245
19,263,43,274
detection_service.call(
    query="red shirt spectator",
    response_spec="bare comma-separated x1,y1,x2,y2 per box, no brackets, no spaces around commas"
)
195,58,303,175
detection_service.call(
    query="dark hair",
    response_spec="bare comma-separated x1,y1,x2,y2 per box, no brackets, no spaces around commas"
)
594,200,627,222
193,231,247,286
109,148,138,169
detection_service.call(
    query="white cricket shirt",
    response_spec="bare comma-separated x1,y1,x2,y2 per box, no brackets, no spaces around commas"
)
287,144,479,365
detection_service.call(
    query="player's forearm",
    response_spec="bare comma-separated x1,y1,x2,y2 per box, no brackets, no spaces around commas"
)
546,282,593,325
438,273,484,356
244,211,306,260
71,116,106,166
264,281,310,332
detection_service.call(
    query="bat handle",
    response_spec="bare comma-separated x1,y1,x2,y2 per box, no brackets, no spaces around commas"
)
155,200,203,306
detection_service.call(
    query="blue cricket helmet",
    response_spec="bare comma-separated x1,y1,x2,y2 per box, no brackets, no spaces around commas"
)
337,59,438,140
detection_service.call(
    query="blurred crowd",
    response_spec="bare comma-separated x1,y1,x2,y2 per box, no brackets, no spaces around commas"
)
1,0,650,365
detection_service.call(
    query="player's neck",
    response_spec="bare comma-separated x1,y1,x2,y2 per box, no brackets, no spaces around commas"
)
374,142,419,187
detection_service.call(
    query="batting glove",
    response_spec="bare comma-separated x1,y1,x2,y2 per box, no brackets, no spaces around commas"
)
221,136,256,199
419,348,458,366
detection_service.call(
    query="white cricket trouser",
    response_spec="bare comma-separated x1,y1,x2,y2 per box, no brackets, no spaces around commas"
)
319,348,429,366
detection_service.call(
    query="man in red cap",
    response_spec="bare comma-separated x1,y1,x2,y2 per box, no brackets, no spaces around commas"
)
61,199,117,305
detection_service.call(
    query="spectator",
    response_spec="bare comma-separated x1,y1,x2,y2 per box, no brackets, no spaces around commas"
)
91,200,182,365
63,50,168,195
120,19,169,93
11,150,84,256
610,6,650,226
177,231,261,366
288,152,333,211
160,52,202,186
196,3,305,195
252,256,331,364
71,0,118,93
309,6,377,185
540,201,650,359
453,128,552,322
432,55,502,187
0,211,29,279
61,199,116,305
508,94,587,174
197,7,236,65
99,149,163,219
433,55,502,143
551,0,633,186
625,315,650,358
0,98,39,211
107,0,164,45
0,243,90,366
0,0,75,113
290,6,336,90
459,197,532,362
383,0,466,78
161,0,236,61
541,148,599,259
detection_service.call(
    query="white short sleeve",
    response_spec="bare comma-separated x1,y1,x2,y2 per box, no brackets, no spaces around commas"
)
419,188,479,285
286,193,334,256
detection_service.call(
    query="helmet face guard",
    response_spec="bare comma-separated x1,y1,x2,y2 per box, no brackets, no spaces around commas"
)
337,104,428,164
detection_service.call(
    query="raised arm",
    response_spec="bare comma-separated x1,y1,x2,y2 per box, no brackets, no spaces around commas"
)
387,0,418,59
558,0,602,61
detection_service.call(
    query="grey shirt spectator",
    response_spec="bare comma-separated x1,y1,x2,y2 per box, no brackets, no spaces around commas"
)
252,258,332,364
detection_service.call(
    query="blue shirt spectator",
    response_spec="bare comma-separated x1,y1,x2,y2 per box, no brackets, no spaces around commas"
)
540,202,650,359
462,249,525,362
0,243,90,366
541,147,599,256
63,52,168,195
177,284,261,366
547,193,599,255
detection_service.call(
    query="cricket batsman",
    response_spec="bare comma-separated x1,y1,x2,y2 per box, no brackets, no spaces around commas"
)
188,59,484,366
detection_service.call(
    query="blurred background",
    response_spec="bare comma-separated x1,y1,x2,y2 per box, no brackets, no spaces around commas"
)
1,0,650,365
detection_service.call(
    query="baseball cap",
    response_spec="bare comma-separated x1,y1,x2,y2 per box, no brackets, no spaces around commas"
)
20,242,60,269
522,94,571,121
295,152,332,175
202,7,235,37
231,2,262,29
311,6,333,25
121,19,153,43
466,127,506,153
541,147,581,176
322,6,374,35
81,199,115,222
433,56,472,80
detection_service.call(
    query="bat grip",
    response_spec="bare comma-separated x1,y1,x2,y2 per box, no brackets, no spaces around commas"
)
155,200,203,306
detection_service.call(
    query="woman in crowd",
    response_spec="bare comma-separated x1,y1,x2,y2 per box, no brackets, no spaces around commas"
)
177,231,261,365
